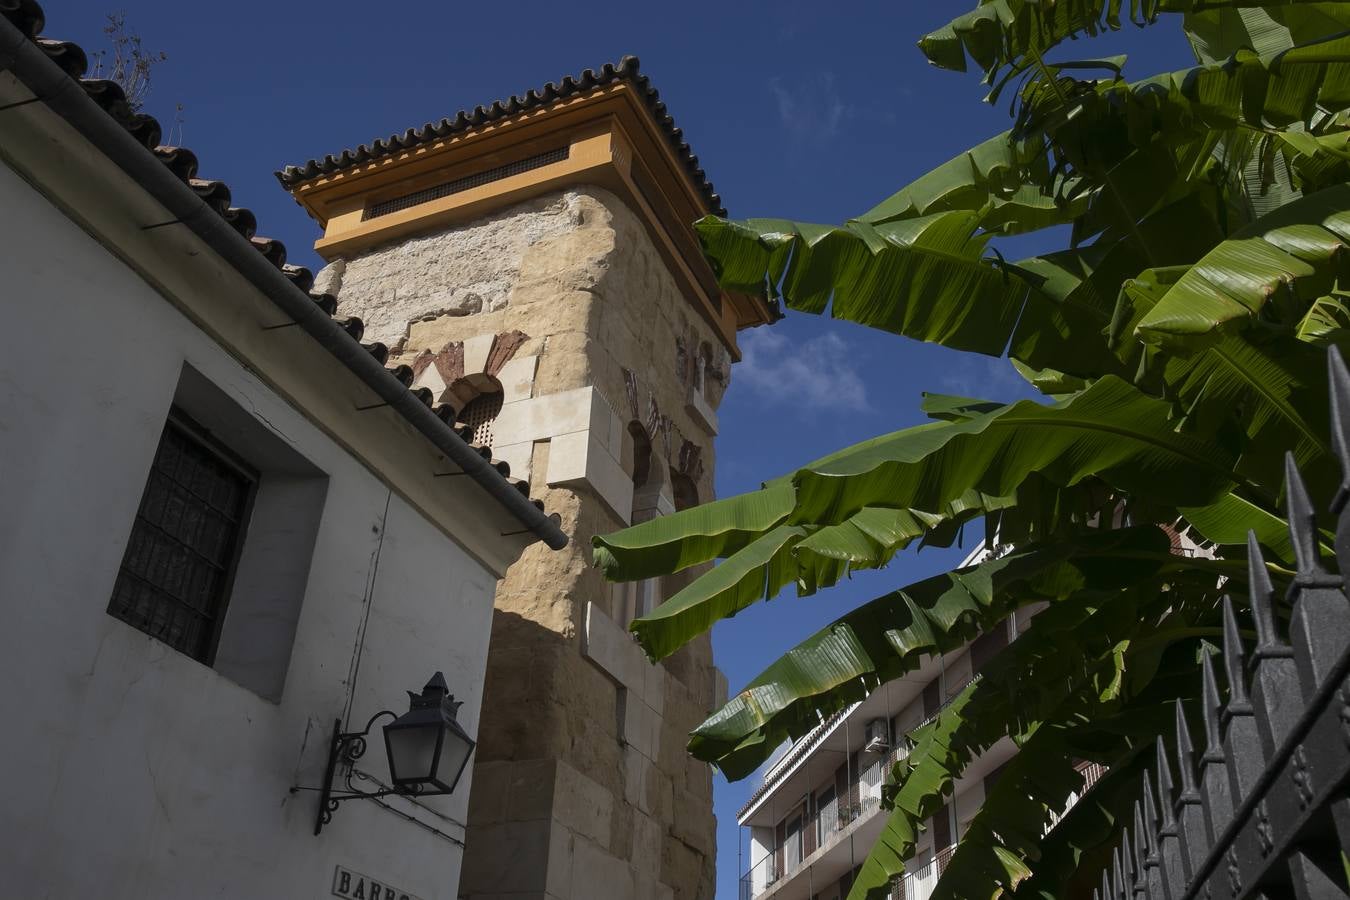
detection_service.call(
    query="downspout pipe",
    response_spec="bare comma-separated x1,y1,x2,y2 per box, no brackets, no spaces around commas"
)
0,17,567,550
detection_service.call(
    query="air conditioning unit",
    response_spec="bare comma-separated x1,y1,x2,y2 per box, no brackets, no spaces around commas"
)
864,717,891,754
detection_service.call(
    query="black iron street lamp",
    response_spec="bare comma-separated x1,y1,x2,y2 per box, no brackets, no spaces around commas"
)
295,672,477,835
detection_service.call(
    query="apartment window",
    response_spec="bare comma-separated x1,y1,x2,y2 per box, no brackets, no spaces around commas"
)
817,785,839,843
784,814,804,871
108,410,256,663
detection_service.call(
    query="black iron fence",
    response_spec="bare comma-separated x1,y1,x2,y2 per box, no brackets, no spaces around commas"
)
1093,348,1350,900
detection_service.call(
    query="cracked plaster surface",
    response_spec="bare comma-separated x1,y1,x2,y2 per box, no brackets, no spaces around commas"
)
328,191,590,347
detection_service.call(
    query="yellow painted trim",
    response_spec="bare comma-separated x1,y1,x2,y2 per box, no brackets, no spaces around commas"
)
313,131,613,255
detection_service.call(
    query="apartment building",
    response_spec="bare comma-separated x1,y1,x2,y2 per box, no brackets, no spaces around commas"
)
736,598,1034,900
736,518,1208,900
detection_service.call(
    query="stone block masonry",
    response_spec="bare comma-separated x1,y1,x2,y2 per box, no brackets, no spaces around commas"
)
320,185,727,900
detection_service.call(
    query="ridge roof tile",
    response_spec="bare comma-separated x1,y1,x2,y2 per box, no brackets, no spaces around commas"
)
275,55,725,216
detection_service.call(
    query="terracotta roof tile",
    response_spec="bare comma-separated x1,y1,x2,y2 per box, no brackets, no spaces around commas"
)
0,0,556,535
276,55,726,216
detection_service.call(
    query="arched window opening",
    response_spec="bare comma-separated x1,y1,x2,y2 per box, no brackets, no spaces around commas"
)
447,373,504,448
671,471,699,512
696,342,713,397
459,389,503,446
619,421,665,626
656,472,701,618
627,421,651,489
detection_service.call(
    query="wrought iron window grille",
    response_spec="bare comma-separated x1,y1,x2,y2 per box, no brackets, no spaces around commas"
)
107,408,257,664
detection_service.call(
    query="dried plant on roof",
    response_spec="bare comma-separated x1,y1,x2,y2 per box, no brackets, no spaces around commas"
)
88,12,166,112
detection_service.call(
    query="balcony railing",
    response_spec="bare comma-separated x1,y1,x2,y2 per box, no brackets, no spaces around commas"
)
1044,761,1108,835
739,794,887,898
739,745,904,898
890,845,956,900
740,842,958,900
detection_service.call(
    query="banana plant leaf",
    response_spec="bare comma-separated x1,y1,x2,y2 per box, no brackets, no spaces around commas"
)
918,0,1164,80
1178,490,1332,564
682,527,1241,780
787,375,1250,528
1002,706,1188,900
592,481,795,582
630,477,1126,664
847,587,1151,898
1005,185,1229,379
1113,264,1341,499
628,492,1006,662
1016,33,1350,151
1297,291,1350,343
592,427,1010,585
848,587,1218,899
1183,4,1350,64
920,393,1012,422
923,688,1192,900
859,129,1089,236
918,0,1350,83
696,211,1029,355
1135,183,1350,348
698,166,1232,390
596,375,1261,661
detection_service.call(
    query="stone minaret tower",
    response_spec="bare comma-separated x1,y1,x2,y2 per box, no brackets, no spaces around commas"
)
280,58,776,900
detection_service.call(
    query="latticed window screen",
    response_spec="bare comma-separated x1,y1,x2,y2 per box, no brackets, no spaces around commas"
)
107,411,255,663
460,390,504,447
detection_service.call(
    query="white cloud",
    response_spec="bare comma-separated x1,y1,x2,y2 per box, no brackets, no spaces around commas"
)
768,72,898,144
937,355,1029,402
770,73,848,141
737,328,869,412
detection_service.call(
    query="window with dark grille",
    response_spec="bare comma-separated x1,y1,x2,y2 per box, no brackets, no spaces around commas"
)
107,410,256,663
460,389,504,447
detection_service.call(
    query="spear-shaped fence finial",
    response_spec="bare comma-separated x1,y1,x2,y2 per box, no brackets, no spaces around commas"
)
1327,345,1350,516
1155,737,1178,830
1220,597,1251,713
1199,649,1223,762
1247,532,1283,656
1285,452,1324,576
1197,649,1235,836
1172,700,1207,878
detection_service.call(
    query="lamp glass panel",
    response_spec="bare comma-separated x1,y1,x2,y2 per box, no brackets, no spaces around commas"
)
386,723,439,784
435,728,474,790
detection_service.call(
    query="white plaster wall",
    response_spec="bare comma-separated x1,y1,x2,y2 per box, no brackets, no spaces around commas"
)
0,160,497,898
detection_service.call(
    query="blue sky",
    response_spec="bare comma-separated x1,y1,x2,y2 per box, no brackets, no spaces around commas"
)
56,1,1197,894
